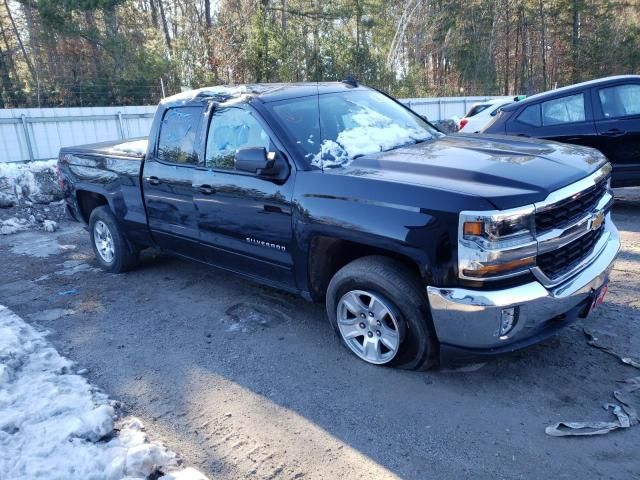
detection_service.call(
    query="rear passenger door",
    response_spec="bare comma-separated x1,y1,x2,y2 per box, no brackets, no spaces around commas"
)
506,92,599,149
142,106,203,256
592,82,640,186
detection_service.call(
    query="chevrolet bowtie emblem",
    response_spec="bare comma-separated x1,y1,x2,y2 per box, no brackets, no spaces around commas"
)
590,210,605,231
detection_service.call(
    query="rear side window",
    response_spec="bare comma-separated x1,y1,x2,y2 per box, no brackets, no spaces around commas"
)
541,93,586,126
516,104,541,127
157,107,201,165
598,84,640,118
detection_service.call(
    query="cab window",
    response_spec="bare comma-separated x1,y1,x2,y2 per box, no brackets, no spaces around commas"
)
205,108,271,170
157,107,201,165
541,93,586,126
598,84,640,118
516,104,541,127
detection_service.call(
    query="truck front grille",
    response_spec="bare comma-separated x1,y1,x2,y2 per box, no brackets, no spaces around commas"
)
536,225,604,280
535,178,608,233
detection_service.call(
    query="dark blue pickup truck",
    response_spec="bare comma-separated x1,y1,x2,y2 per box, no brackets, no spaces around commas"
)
58,82,620,369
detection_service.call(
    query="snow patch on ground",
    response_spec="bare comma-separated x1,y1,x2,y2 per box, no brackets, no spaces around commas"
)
28,308,76,322
0,217,31,235
9,231,76,257
311,107,430,168
0,305,209,480
56,259,100,276
43,219,58,232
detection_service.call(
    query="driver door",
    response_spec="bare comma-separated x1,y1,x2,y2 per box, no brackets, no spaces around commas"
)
192,106,296,289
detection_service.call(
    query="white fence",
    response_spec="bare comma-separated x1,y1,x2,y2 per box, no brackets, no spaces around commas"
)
0,96,506,163
402,96,510,122
0,106,156,163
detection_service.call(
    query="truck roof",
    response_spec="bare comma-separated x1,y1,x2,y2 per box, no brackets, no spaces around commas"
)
160,82,369,108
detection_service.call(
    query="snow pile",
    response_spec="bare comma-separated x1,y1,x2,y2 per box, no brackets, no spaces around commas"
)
311,107,431,168
0,160,65,234
0,217,31,235
0,159,59,203
0,305,209,480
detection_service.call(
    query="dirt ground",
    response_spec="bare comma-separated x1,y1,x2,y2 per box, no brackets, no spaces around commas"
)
1,190,639,480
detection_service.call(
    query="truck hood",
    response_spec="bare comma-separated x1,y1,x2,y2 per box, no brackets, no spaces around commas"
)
332,134,607,210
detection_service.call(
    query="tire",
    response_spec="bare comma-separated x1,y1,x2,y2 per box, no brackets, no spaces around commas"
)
326,255,437,370
89,206,139,273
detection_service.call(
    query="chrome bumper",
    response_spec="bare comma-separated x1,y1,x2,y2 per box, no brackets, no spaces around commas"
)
427,220,620,350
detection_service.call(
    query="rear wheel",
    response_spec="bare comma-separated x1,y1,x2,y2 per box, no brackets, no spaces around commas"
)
326,256,437,370
89,206,139,273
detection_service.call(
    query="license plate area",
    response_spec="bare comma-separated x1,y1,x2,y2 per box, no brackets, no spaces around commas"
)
587,282,609,315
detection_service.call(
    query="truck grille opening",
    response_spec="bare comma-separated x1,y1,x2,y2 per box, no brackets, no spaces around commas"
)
535,178,608,233
537,226,605,280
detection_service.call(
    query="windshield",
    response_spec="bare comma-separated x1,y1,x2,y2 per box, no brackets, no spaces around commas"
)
266,89,442,168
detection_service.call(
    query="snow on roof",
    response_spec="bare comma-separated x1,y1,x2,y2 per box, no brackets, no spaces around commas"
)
161,85,255,105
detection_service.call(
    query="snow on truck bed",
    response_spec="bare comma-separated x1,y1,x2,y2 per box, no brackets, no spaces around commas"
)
0,305,208,480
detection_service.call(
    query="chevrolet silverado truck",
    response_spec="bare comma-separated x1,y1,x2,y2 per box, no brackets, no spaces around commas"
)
57,82,620,369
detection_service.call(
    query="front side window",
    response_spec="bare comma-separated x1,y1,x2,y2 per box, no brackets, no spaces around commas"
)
157,107,201,164
599,84,640,118
205,108,271,170
541,93,586,126
516,104,541,127
267,90,441,168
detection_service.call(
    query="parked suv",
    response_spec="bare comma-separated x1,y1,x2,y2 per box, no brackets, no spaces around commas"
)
482,75,640,187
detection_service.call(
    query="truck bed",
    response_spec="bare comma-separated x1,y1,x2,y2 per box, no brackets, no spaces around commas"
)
60,137,148,159
58,136,151,248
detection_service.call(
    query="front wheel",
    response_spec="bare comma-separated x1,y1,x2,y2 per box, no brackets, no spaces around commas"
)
89,206,139,273
326,256,437,370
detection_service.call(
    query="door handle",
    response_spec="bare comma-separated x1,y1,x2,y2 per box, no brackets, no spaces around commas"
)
145,176,161,185
516,133,530,138
601,128,626,137
196,184,215,195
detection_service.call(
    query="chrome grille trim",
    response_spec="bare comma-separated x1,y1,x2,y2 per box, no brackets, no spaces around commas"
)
532,164,614,287
534,163,612,212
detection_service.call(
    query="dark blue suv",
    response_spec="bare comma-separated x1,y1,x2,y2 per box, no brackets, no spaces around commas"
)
482,75,640,187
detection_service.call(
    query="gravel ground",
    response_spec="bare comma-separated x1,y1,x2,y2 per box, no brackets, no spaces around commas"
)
1,191,639,480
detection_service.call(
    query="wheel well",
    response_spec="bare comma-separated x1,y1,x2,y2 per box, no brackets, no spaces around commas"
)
76,190,108,223
307,236,423,302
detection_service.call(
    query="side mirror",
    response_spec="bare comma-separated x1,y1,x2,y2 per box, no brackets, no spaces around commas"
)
235,147,280,176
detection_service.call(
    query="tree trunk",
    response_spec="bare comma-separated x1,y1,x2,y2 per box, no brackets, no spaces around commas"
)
3,0,36,82
204,0,211,28
157,0,173,54
539,0,547,90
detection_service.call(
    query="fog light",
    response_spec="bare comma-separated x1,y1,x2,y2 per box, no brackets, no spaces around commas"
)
499,307,518,337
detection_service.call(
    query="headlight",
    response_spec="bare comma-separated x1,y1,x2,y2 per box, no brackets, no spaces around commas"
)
458,206,536,280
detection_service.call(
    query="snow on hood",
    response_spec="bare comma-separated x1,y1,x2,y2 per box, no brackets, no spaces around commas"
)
311,107,430,169
0,305,209,480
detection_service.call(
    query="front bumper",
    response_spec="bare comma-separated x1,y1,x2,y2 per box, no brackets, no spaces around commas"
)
426,220,620,358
